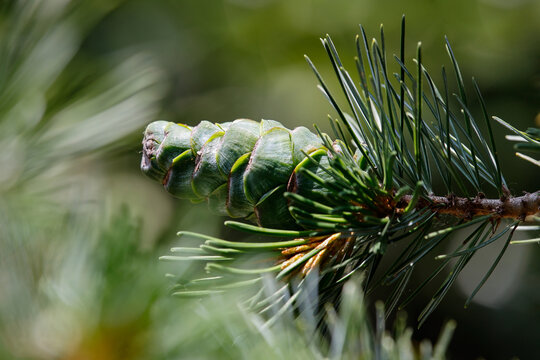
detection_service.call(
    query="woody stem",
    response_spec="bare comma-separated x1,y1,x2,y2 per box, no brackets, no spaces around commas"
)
398,191,540,220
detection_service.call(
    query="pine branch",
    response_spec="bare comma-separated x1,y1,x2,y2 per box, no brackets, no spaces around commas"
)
398,192,540,220
145,17,540,328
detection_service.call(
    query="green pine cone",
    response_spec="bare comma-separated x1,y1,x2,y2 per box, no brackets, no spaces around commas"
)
141,119,333,228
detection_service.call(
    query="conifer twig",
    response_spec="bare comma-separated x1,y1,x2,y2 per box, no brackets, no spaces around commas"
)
397,192,540,220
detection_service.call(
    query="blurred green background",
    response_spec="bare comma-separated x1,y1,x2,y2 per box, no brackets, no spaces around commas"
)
1,0,539,359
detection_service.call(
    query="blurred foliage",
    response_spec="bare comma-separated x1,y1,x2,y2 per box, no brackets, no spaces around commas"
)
0,1,165,358
0,0,539,359
502,125,540,167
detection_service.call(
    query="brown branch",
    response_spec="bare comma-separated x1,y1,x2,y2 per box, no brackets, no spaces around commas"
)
398,191,540,220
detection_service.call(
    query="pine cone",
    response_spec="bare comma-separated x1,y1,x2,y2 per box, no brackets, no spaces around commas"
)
141,119,333,228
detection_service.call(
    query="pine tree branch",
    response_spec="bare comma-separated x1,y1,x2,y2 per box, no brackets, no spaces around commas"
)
397,191,540,220
150,19,540,328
